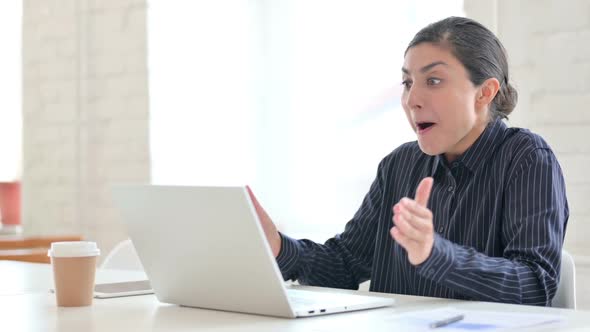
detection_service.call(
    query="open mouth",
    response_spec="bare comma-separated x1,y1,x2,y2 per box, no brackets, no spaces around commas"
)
416,122,436,132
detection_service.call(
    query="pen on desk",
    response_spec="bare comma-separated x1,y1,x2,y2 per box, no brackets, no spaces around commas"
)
429,314,465,329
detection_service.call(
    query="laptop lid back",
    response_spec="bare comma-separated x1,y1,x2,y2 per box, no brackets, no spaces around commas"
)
112,185,296,317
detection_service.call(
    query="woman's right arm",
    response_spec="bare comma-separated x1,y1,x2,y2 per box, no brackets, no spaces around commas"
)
247,159,387,290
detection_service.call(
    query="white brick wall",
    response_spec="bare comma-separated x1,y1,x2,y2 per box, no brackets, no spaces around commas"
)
22,0,150,259
466,0,590,309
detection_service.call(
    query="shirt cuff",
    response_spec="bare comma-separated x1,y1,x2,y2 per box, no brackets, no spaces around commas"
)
275,232,302,281
415,233,455,283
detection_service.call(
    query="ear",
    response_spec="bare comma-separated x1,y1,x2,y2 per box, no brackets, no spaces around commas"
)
475,77,500,111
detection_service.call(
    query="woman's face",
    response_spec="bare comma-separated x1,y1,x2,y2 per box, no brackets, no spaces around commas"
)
401,42,490,162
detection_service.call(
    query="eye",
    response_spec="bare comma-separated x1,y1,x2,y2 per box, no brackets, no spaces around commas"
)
427,78,442,85
401,79,413,90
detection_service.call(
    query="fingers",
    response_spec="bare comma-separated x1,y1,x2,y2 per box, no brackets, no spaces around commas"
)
246,185,268,218
391,205,435,266
392,209,423,240
246,185,259,207
390,226,411,248
393,199,432,233
390,177,435,266
399,198,432,219
415,177,433,207
246,185,282,257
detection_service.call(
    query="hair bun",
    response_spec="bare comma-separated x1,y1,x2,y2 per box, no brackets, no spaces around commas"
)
493,82,518,118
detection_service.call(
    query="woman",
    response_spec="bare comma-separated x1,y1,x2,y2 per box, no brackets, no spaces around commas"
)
249,16,568,306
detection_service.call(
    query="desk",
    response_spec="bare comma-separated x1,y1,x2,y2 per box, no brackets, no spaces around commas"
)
0,261,147,296
0,235,84,263
2,262,589,331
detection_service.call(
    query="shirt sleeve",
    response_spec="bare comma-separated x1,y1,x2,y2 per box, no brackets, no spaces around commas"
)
274,159,387,290
415,148,568,305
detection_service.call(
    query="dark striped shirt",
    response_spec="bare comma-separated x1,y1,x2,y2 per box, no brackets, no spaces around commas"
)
276,119,569,306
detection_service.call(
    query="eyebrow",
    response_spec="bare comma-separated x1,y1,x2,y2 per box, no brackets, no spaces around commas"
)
401,61,448,74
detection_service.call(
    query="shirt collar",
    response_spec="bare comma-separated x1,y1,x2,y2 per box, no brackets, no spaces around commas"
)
454,119,507,172
430,119,507,175
430,155,441,176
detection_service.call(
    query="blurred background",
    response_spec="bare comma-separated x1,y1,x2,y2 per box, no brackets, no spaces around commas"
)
1,0,588,308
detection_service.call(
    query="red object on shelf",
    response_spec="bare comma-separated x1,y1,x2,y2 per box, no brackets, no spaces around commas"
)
0,181,21,226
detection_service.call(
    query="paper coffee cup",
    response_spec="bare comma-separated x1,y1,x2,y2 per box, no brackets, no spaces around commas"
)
48,241,100,307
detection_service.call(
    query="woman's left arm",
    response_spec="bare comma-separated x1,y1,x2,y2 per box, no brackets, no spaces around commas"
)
412,148,568,305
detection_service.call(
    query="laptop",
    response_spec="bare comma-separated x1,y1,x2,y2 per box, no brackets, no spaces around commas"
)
111,185,395,318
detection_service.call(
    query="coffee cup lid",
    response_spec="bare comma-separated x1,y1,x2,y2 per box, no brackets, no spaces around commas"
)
47,241,101,258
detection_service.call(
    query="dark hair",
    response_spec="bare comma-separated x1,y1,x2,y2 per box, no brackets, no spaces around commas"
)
405,16,517,120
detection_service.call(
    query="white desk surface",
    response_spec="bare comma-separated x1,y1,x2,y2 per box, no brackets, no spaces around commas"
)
2,261,589,332
0,260,147,296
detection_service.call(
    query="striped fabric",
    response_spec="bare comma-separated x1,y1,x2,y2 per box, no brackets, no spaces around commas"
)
276,119,569,306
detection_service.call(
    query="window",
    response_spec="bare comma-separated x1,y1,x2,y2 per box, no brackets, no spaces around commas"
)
149,1,464,241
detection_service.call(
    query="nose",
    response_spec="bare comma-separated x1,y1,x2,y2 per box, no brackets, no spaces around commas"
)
404,85,423,111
